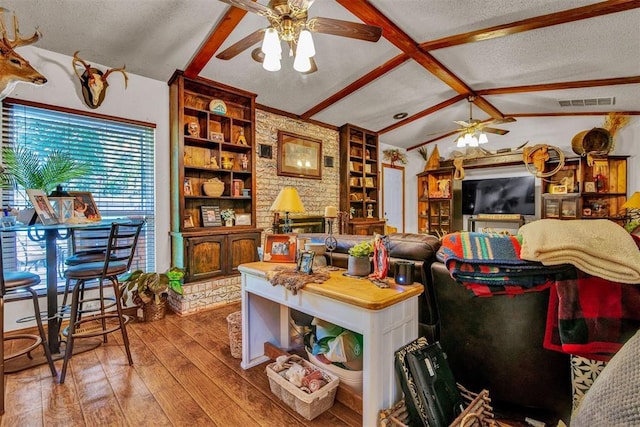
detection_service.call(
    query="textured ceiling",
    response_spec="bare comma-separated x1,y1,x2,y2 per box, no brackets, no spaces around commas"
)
3,0,639,150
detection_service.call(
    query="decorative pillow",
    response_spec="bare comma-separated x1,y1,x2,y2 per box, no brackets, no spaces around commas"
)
571,329,640,426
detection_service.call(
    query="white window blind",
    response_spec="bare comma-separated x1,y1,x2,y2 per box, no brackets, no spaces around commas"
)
1,99,155,290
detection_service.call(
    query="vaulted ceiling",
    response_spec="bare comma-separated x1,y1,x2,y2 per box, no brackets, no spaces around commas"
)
5,0,640,151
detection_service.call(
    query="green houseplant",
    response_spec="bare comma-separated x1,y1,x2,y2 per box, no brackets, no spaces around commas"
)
347,240,373,277
120,267,184,322
221,208,235,226
0,146,89,194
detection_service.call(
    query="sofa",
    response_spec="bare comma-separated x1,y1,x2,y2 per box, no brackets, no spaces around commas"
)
430,261,572,423
298,233,442,340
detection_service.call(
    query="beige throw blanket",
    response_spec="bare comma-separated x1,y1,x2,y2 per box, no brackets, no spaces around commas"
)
520,219,640,283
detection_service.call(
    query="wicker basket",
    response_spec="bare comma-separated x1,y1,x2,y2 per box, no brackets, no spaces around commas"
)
266,355,340,420
226,311,242,359
142,298,167,322
378,384,496,427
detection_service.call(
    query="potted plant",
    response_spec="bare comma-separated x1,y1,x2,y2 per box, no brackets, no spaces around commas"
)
347,240,373,277
221,208,235,227
0,146,89,222
120,267,184,322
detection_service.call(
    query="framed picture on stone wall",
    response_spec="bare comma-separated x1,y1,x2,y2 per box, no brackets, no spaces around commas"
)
277,130,322,180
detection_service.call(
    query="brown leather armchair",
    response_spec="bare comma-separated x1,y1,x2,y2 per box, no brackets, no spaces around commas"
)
430,261,572,423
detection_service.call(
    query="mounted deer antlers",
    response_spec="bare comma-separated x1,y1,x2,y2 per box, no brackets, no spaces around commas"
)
72,51,128,109
0,8,47,100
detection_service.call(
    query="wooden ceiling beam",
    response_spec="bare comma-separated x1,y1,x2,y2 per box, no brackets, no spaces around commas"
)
337,0,472,97
477,76,640,95
420,0,640,51
301,53,410,119
378,94,466,134
184,5,250,78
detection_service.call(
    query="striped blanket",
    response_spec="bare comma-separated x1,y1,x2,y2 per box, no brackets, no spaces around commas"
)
440,232,570,296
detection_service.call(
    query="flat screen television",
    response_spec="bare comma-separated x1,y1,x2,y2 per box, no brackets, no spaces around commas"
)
462,176,536,215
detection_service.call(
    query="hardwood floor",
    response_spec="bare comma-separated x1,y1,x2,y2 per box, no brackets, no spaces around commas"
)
1,303,362,426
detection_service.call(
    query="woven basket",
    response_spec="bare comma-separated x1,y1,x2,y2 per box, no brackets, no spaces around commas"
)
143,298,167,322
227,311,242,359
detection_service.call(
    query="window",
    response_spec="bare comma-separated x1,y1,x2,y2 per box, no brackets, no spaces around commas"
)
1,99,155,290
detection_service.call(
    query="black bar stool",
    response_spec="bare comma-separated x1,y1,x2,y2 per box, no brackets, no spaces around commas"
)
59,221,144,384
1,238,57,414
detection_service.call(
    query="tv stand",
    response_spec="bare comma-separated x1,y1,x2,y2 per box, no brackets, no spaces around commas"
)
467,216,525,233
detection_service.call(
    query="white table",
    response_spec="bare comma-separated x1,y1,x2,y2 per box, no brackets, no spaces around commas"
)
239,262,423,426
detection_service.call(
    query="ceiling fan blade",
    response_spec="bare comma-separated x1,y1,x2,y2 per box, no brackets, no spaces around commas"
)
308,17,382,42
217,0,279,19
483,127,510,135
453,120,471,128
216,29,266,60
493,117,516,125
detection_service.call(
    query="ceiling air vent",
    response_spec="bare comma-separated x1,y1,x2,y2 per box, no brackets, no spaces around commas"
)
558,97,615,107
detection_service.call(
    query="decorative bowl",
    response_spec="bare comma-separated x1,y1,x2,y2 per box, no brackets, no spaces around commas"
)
203,179,224,197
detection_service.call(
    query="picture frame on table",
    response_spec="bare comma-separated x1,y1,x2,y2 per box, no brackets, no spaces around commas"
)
297,250,315,274
26,189,59,225
277,130,322,180
264,234,297,263
68,191,101,221
201,206,222,227
183,215,195,229
584,182,596,193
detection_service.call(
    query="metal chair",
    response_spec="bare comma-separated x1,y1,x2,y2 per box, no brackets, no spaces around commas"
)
59,221,144,384
1,238,57,414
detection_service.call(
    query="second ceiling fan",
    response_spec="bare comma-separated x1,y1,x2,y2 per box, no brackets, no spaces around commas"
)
453,96,515,147
216,0,382,73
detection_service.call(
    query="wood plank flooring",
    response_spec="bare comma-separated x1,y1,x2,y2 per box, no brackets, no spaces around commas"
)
1,303,362,426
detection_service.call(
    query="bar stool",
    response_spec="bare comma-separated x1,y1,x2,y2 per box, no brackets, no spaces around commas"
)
59,221,144,384
58,225,112,327
1,240,57,414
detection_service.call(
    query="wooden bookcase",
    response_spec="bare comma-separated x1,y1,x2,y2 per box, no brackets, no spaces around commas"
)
169,71,261,282
541,155,627,222
339,124,381,232
417,167,462,235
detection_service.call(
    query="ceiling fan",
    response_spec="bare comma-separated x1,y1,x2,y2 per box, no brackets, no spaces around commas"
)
453,96,515,147
215,0,382,73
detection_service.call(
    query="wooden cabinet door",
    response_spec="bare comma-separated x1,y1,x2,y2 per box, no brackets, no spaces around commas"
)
227,232,261,275
185,234,225,281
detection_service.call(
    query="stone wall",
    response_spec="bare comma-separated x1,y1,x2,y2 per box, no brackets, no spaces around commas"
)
255,109,340,232
170,109,340,316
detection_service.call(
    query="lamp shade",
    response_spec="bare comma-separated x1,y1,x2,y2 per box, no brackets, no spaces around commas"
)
622,192,640,209
270,186,305,213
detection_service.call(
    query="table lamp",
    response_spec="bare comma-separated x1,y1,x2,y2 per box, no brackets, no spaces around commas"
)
270,186,305,233
622,192,640,223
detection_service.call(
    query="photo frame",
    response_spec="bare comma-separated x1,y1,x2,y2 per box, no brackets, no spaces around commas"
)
26,189,59,225
297,250,315,274
235,213,251,226
264,234,297,263
210,131,224,143
277,130,322,180
183,215,195,229
584,182,596,193
201,206,222,227
68,191,101,221
184,178,193,196
550,185,568,194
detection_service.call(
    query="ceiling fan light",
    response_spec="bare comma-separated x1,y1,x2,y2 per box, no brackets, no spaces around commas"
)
469,135,479,147
456,135,466,148
261,28,282,56
296,29,315,58
463,133,472,145
263,52,281,72
478,132,488,144
293,54,312,72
